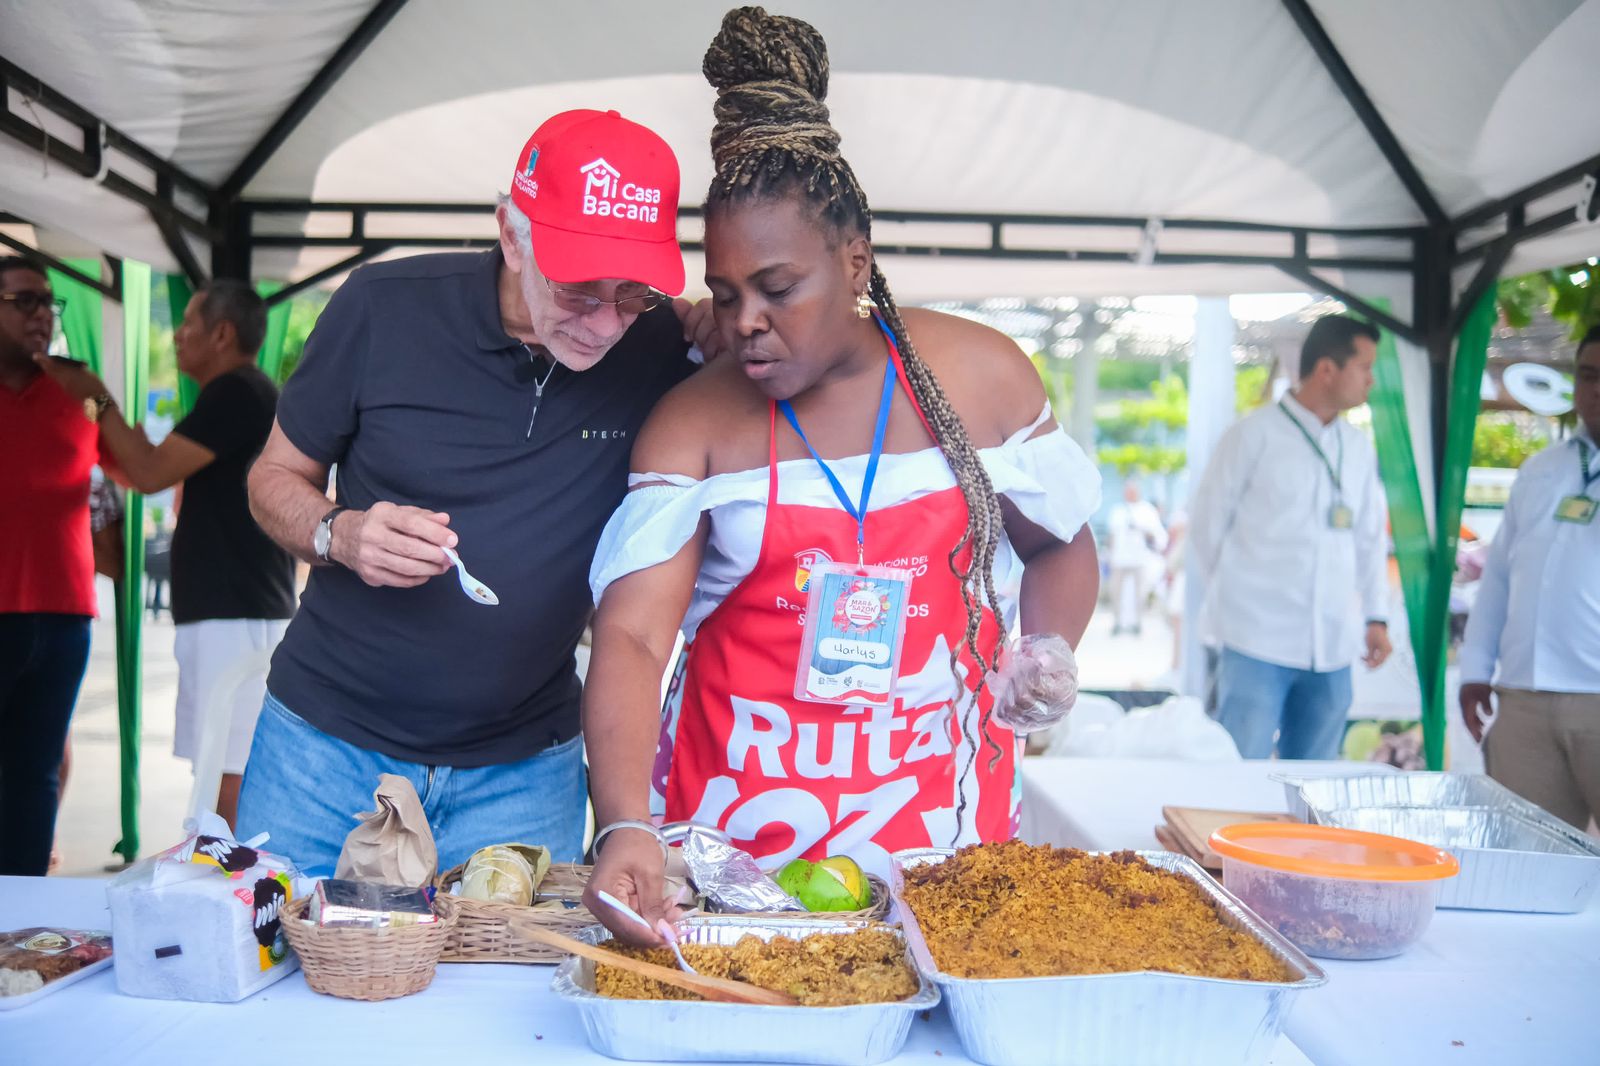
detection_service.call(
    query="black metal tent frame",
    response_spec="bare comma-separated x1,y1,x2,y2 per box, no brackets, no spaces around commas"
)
4,0,1598,474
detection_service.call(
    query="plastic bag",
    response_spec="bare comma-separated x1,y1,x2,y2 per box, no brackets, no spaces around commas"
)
459,843,552,906
106,812,307,1002
989,633,1079,734
1043,695,1241,761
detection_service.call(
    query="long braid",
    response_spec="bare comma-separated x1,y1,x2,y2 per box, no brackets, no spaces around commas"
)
703,8,1009,837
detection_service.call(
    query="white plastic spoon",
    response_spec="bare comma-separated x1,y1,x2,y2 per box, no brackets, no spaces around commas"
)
440,546,499,606
595,889,698,975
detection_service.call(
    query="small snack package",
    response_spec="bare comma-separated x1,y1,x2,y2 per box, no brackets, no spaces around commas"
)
106,813,306,1002
309,879,439,929
334,774,437,888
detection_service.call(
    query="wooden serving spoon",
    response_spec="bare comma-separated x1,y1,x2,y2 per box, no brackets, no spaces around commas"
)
513,923,799,1006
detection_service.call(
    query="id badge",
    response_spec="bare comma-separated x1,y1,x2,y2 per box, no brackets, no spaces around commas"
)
794,562,913,707
1329,503,1354,530
1554,495,1598,524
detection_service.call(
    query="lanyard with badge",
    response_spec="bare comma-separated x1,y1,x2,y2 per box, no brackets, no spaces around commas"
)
1280,401,1352,529
1554,439,1600,524
781,317,915,708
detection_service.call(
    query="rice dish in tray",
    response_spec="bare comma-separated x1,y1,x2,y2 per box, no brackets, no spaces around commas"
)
595,927,918,1006
897,840,1295,982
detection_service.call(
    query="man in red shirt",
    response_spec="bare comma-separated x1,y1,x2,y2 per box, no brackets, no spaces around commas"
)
0,256,107,876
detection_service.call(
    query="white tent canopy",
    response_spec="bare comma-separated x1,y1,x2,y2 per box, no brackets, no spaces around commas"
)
3,0,1598,302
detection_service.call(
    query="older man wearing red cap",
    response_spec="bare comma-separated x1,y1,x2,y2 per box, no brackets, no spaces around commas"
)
239,111,697,873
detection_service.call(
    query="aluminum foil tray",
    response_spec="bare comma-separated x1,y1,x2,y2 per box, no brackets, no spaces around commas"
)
1318,804,1600,913
889,848,1326,1066
1281,772,1600,913
551,915,938,1064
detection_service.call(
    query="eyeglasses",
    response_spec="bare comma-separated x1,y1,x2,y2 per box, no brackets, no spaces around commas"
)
544,279,666,317
0,292,66,317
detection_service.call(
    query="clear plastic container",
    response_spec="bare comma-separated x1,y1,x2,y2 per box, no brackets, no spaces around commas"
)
1209,822,1459,960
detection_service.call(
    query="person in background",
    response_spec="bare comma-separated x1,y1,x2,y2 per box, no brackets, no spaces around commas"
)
0,256,101,876
1458,327,1600,830
33,281,296,829
1105,480,1167,636
1190,315,1392,759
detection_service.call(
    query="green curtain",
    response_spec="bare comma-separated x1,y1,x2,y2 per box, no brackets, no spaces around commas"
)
1364,302,1433,739
114,261,153,863
47,259,106,373
256,281,290,383
1417,291,1498,769
1360,291,1498,770
168,275,198,418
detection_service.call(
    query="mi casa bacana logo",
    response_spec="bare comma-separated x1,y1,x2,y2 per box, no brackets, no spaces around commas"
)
580,157,661,222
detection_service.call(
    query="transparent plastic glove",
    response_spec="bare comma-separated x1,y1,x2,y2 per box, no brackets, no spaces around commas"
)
990,633,1079,734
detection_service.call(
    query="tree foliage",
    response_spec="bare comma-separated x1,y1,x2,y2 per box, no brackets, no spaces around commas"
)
1470,415,1549,469
1499,265,1598,340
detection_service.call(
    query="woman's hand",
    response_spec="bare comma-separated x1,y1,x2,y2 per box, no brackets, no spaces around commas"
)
583,830,672,947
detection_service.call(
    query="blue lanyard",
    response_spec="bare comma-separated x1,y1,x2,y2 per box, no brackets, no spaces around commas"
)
778,321,898,565
1580,439,1600,494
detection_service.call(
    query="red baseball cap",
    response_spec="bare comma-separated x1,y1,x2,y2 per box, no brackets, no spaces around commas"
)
509,109,684,296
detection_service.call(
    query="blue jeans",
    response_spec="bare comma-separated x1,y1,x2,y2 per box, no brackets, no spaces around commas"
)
0,613,92,876
1215,646,1352,760
236,691,587,877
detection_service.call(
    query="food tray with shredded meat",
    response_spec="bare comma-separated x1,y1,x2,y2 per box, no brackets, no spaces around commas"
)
551,916,938,1064
890,844,1325,1066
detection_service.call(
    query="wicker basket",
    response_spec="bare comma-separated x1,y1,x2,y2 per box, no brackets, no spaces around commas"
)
283,893,456,1001
435,861,596,964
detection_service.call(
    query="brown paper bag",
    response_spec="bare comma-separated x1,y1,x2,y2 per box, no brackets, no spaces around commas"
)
334,774,438,887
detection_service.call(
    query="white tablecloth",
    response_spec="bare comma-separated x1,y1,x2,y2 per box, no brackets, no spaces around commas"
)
1021,757,1600,1066
0,871,1311,1066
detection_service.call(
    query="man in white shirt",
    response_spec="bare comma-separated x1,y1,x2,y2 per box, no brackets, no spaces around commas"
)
1106,480,1168,635
1191,315,1392,759
1459,328,1600,829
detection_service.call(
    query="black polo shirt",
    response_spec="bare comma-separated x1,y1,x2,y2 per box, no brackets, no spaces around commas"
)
267,250,693,766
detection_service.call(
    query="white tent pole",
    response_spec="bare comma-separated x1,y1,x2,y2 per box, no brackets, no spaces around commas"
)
1179,297,1235,699
99,270,125,408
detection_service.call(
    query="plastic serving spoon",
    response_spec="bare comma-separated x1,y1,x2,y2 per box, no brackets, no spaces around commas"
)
596,889,698,975
511,923,797,1006
440,546,499,606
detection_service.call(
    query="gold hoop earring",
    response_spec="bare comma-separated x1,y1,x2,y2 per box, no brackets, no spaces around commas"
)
855,292,873,319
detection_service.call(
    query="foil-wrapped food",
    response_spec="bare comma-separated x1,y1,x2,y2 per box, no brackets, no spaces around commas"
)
681,828,805,913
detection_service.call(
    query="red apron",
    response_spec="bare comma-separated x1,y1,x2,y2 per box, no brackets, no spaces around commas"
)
662,341,1017,876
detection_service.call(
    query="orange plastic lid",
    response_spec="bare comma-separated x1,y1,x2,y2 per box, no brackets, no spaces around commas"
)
1208,822,1460,882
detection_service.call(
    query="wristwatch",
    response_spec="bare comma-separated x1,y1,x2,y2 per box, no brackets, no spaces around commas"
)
313,506,347,564
83,393,114,423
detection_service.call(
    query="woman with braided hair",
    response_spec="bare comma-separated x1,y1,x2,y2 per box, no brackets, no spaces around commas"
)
583,6,1101,942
